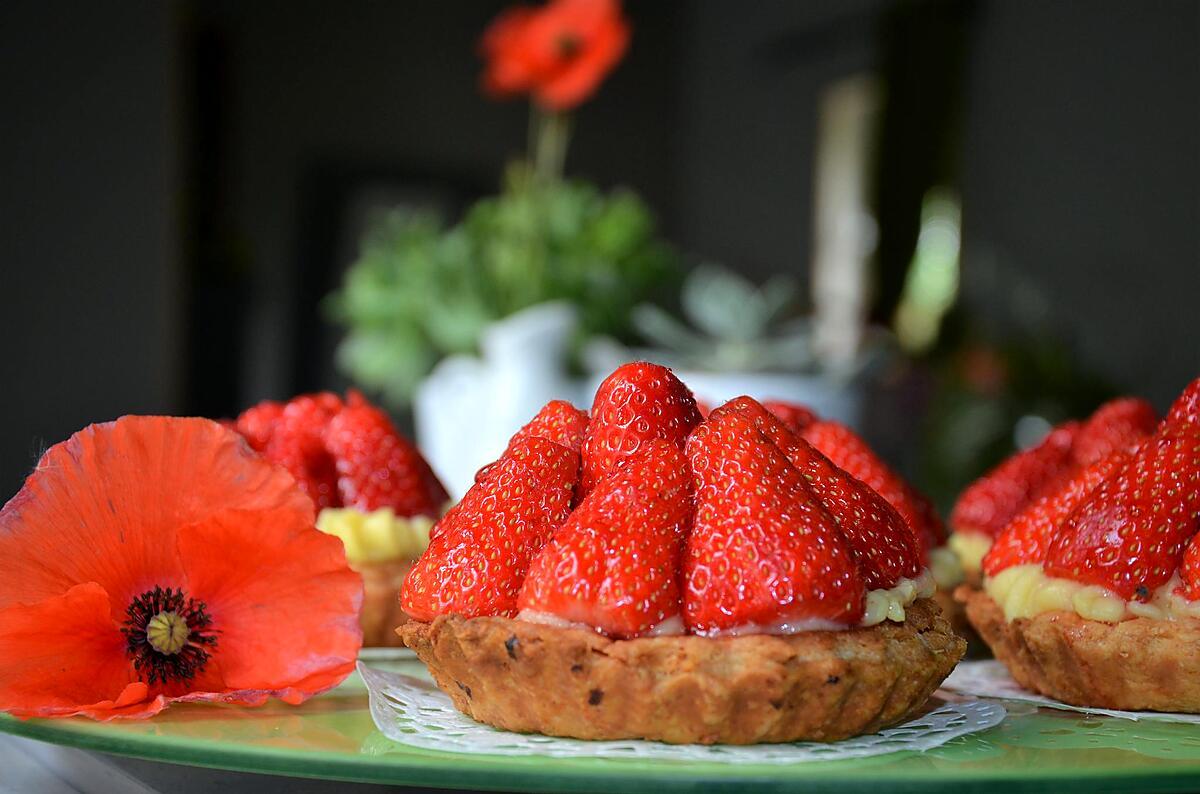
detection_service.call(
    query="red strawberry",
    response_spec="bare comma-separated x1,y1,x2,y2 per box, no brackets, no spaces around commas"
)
1166,376,1200,430
476,400,589,484
694,398,712,418
324,391,448,516
1072,397,1156,467
713,398,920,589
949,421,1080,538
518,439,692,638
1044,429,1200,601
1177,533,1200,600
763,400,818,434
579,362,702,498
401,436,579,620
683,409,865,634
984,451,1130,576
235,399,285,452
263,393,343,509
802,419,945,558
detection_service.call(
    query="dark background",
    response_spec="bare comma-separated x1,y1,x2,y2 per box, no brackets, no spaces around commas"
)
2,0,1198,500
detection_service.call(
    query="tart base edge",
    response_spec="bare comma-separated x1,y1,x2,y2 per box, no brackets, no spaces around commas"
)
963,587,1200,712
399,598,965,744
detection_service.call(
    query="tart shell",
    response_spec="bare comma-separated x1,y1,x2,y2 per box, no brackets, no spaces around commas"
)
357,559,415,647
962,587,1200,712
399,598,965,744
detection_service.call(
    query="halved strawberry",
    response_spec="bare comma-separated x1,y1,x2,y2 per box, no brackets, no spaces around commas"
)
1177,533,1200,601
476,400,589,484
401,436,579,620
683,409,865,634
517,439,692,638
983,450,1130,576
579,362,702,498
713,398,921,590
949,421,1080,538
763,400,818,434
263,393,343,509
1166,376,1200,430
1072,397,1156,467
1044,429,1200,601
802,419,946,558
324,391,448,516
235,399,285,452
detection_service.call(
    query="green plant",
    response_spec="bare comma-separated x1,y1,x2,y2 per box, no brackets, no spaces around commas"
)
631,264,875,373
326,166,677,407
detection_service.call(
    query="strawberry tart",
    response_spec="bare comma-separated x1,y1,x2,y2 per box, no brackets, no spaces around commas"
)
962,377,1200,711
233,391,448,646
399,363,964,744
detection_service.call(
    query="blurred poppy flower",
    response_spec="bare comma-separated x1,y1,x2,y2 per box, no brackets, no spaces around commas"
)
481,0,630,111
0,416,362,720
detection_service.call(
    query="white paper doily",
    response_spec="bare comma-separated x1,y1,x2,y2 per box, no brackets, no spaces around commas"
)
942,660,1200,724
359,662,1005,763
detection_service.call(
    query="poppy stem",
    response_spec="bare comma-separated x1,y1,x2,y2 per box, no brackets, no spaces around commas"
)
531,106,572,185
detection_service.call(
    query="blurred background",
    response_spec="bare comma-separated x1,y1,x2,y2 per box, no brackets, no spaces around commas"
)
2,0,1198,505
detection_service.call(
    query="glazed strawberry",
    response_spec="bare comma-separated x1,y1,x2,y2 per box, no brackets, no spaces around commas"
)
324,391,448,516
1166,376,1200,430
949,421,1080,538
475,400,588,485
402,437,579,620
235,399,284,452
802,419,945,558
579,362,702,497
1044,429,1200,601
263,393,342,509
713,398,920,589
684,409,865,634
984,451,1130,576
1072,397,1156,467
1177,533,1200,600
763,400,818,434
518,439,692,638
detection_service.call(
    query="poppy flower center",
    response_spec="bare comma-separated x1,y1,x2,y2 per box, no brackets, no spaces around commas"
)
556,32,581,60
122,586,217,685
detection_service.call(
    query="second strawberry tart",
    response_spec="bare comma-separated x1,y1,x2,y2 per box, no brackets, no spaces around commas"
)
399,363,964,744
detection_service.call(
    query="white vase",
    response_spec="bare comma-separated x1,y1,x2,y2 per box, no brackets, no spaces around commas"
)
414,301,583,499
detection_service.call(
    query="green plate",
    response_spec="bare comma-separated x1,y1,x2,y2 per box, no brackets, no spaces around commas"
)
4,659,1200,793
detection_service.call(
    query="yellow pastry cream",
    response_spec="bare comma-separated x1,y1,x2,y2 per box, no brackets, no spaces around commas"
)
316,507,434,564
948,531,992,576
985,563,1200,623
862,569,938,626
929,545,966,590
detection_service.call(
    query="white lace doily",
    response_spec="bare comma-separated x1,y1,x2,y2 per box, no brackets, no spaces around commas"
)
943,660,1200,724
359,662,1005,763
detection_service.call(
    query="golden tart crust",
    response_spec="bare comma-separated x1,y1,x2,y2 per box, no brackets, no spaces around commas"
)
399,598,964,744
962,587,1200,712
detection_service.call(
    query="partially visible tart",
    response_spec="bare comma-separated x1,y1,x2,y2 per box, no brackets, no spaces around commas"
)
962,377,1200,711
400,364,965,743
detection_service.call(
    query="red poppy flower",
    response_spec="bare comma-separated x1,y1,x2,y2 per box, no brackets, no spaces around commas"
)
480,0,630,111
0,416,362,720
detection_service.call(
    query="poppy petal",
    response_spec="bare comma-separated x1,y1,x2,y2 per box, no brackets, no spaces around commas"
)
0,583,162,719
175,506,362,703
0,417,311,611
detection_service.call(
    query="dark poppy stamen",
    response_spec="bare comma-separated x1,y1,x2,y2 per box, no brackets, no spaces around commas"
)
556,33,581,59
122,586,217,685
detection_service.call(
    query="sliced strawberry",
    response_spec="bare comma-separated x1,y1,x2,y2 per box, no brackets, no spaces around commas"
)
402,437,579,620
763,400,818,434
263,393,343,509
235,399,285,452
1178,533,1200,601
517,439,692,638
476,400,589,484
1072,397,1157,467
324,391,448,516
683,409,865,634
802,419,945,558
694,398,712,418
713,398,920,589
1044,429,1200,601
984,451,1130,576
579,362,702,498
1166,376,1200,431
949,421,1080,538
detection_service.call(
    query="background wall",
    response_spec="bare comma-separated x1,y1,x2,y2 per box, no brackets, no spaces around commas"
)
1,0,1197,498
